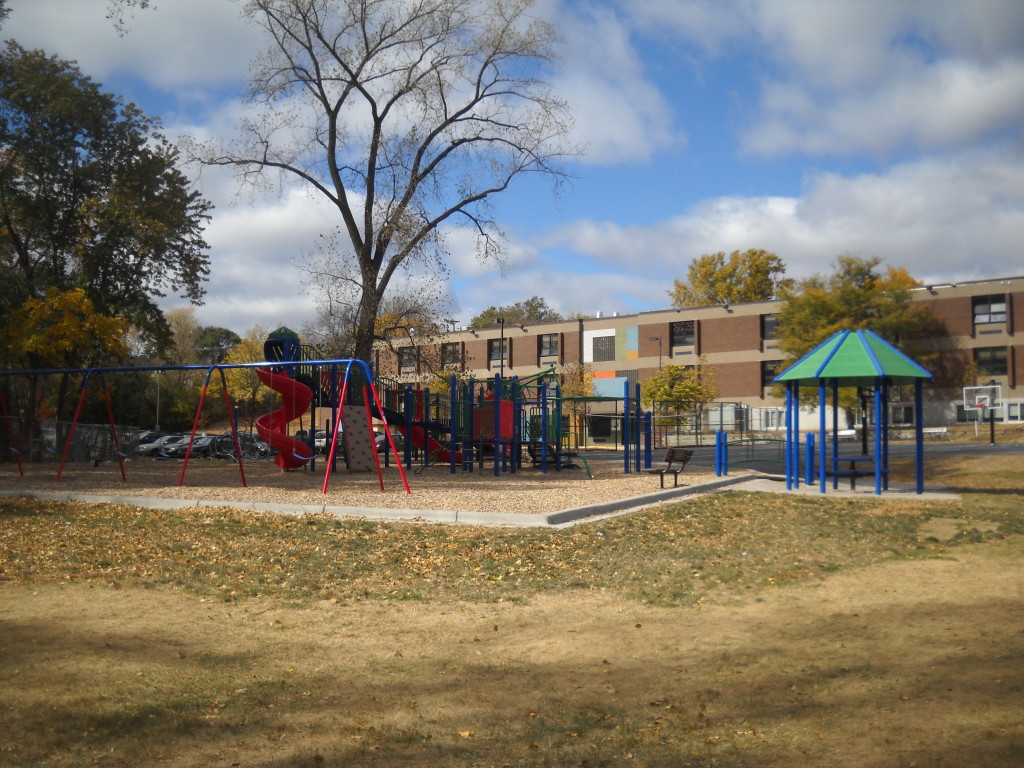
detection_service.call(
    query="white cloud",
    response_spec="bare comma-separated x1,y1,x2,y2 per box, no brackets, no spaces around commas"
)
551,2,681,164
541,146,1024,294
5,0,258,92
619,0,1024,158
745,56,1024,157
8,0,1024,338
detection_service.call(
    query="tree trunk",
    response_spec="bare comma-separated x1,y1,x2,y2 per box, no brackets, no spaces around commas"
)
352,288,382,368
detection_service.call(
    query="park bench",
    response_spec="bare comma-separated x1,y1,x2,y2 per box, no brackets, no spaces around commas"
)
648,446,693,488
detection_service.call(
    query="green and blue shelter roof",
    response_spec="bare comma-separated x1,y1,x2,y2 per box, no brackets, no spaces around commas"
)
775,329,932,387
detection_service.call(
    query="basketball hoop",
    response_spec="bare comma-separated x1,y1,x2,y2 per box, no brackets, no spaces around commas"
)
963,384,1002,412
963,383,1003,446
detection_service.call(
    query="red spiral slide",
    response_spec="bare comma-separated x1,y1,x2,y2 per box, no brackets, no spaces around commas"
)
255,367,314,470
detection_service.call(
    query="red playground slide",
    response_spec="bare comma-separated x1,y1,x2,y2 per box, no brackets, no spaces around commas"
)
255,367,314,470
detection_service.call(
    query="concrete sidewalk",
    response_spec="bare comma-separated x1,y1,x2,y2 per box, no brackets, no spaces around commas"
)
0,471,960,529
728,475,962,502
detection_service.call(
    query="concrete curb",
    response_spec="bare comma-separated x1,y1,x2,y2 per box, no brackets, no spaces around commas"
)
0,473,762,528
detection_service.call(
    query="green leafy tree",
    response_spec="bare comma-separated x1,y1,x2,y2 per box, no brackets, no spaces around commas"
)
642,362,719,431
194,0,575,364
775,255,940,361
669,249,790,308
196,327,242,365
469,297,563,330
0,42,211,354
559,361,593,446
774,255,952,403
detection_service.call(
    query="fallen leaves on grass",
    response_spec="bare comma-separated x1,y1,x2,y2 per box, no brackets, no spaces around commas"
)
2,490,1006,606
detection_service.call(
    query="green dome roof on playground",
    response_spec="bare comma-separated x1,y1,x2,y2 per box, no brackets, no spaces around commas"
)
267,326,300,340
775,329,932,386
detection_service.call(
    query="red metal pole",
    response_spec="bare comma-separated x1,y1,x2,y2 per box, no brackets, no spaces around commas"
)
56,372,92,482
321,366,352,495
217,367,247,488
98,373,127,482
178,380,211,487
368,380,411,494
363,385,386,491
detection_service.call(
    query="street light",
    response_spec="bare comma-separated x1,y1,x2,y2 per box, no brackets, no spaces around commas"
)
498,317,505,377
649,336,662,370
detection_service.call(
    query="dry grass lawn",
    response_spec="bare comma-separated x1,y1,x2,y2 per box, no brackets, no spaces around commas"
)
1,451,1022,767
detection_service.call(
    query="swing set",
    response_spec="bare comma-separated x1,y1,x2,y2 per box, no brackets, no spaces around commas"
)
0,359,410,495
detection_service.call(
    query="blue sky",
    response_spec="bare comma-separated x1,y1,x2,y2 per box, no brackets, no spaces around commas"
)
6,0,1024,335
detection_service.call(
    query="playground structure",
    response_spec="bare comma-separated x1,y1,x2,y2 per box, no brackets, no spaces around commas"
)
0,325,851,494
0,352,412,495
0,322,658,494
6,327,943,497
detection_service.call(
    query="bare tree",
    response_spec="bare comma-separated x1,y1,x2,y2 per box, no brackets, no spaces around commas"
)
195,0,576,363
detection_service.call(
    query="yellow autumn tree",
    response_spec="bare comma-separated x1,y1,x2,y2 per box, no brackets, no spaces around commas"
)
642,361,719,428
670,249,790,308
4,287,128,369
2,288,129,453
221,325,275,431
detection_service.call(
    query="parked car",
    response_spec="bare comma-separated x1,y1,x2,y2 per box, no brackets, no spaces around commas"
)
314,429,339,453
139,434,183,456
164,435,216,458
375,431,405,453
138,431,167,446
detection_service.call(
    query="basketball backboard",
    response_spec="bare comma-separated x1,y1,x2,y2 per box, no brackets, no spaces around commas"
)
963,384,1003,411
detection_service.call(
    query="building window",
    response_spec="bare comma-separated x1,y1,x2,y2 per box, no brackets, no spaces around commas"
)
973,346,1008,377
398,347,416,375
670,320,695,347
761,314,778,341
890,405,914,426
592,335,616,362
488,338,507,365
538,333,559,358
973,294,1007,324
761,360,782,389
441,342,460,367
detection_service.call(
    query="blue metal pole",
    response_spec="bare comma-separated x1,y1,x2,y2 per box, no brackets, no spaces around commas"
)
831,380,839,490
643,411,652,468
914,379,924,493
540,380,548,475
634,382,642,473
404,386,414,469
784,385,793,490
819,381,827,493
805,431,815,487
874,385,883,495
623,380,631,474
881,382,890,490
793,382,800,488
